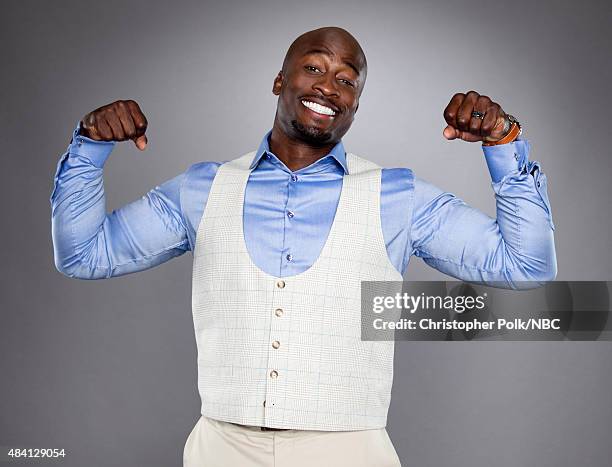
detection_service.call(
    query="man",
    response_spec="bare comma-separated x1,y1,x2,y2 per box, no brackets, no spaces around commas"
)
50,26,556,467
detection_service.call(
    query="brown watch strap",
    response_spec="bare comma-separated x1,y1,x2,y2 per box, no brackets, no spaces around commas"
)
482,120,521,146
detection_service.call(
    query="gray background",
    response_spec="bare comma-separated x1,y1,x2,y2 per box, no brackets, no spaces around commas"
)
1,0,611,465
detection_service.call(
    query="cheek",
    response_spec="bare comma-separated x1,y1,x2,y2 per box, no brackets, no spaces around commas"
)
290,74,318,93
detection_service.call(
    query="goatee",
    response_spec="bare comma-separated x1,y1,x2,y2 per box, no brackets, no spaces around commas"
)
291,120,332,145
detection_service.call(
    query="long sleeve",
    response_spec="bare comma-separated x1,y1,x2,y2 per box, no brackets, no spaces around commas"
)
50,123,190,279
409,138,557,288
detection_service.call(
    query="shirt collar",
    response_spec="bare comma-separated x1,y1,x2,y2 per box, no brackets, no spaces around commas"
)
249,130,349,175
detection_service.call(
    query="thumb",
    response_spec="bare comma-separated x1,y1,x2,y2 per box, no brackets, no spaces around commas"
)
443,125,459,140
134,134,148,151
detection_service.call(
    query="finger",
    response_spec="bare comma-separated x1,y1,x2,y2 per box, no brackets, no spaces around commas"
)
105,110,126,140
481,103,501,138
443,93,465,128
458,131,483,143
443,125,483,142
469,95,491,136
95,113,113,140
456,90,479,131
134,134,148,151
443,125,460,140
126,100,148,137
115,101,136,139
82,112,102,140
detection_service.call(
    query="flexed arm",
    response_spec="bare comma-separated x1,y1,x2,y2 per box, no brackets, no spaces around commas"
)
50,100,190,279
409,91,557,288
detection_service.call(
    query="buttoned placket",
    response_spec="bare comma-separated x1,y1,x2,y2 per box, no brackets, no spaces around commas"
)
263,278,288,413
283,168,298,274
262,150,343,278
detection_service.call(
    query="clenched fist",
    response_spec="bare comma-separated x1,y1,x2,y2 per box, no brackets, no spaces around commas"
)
79,100,148,150
442,91,509,143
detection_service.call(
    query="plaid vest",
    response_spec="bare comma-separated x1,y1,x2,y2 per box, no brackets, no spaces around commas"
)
191,151,403,430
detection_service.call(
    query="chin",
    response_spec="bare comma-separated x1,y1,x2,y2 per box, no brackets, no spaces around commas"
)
291,120,333,144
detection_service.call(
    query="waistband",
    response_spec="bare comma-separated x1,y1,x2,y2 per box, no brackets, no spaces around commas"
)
228,422,290,431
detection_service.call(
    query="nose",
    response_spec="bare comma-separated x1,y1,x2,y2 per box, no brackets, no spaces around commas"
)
312,72,339,97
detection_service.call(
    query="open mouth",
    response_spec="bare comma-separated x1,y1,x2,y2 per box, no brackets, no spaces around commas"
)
301,100,337,117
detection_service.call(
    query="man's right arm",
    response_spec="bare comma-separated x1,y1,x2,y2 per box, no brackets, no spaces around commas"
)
50,120,190,279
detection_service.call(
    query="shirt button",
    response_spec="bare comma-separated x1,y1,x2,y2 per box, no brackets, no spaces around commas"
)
270,370,279,379
537,181,541,188
276,280,285,289
287,211,294,218
286,254,293,262
275,308,284,317
263,400,266,407
272,341,280,349
291,174,298,182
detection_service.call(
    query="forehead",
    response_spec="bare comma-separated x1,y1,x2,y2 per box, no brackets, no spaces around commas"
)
290,32,366,71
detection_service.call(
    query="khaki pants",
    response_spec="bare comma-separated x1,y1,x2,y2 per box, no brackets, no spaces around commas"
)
183,415,402,467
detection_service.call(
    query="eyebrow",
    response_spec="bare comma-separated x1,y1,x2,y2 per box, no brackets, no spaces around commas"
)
303,48,361,77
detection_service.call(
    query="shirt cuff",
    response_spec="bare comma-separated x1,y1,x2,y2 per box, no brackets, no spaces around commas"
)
68,120,116,168
482,138,530,183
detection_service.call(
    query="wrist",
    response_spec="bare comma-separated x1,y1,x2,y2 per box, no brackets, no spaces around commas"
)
77,121,86,137
482,114,522,146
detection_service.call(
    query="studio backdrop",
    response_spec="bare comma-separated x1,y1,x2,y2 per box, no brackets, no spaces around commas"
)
1,0,610,466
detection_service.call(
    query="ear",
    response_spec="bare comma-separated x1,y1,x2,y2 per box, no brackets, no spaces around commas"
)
272,71,283,95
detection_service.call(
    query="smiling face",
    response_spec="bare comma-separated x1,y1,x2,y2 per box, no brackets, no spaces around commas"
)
272,27,367,146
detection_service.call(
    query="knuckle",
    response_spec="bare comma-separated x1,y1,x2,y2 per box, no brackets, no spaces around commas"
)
83,113,93,127
91,114,104,129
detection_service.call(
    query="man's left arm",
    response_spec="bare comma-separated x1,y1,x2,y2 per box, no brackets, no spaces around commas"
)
409,91,557,287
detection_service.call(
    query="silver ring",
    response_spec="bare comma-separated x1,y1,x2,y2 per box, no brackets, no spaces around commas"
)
471,110,485,120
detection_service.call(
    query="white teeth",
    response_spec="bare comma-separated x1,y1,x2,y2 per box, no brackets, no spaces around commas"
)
301,100,336,116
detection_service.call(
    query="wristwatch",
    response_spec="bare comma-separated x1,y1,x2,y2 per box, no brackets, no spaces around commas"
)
482,114,522,146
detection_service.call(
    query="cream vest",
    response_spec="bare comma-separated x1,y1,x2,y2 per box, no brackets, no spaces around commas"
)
191,151,403,431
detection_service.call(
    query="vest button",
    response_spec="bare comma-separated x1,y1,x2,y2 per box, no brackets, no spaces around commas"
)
275,308,284,317
276,280,285,289
272,340,280,349
270,370,279,379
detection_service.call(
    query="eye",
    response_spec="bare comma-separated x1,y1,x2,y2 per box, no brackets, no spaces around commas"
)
339,79,355,87
305,65,321,73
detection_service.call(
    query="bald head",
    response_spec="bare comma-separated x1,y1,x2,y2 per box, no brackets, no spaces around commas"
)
281,27,367,87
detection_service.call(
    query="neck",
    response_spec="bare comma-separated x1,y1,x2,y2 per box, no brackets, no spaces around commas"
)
269,126,337,172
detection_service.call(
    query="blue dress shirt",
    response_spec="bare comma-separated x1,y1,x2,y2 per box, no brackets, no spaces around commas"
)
50,123,557,285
